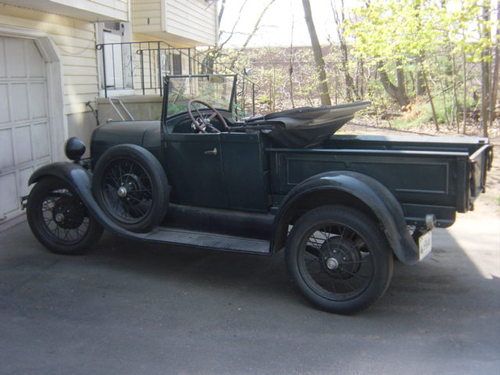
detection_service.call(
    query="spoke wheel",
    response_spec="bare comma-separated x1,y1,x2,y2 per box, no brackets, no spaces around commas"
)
301,224,374,302
92,144,169,233
27,178,103,255
286,205,393,314
100,158,154,225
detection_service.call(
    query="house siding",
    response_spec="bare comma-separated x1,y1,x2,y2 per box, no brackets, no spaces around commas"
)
131,0,216,46
0,4,98,116
164,0,216,46
50,0,129,21
131,0,162,34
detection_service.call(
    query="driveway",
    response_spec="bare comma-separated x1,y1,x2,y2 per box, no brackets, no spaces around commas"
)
1,134,500,375
1,205,499,375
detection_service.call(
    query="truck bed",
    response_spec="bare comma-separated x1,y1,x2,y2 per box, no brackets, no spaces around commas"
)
268,134,493,228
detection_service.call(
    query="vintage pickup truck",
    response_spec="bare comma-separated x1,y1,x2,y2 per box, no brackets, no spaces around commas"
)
24,75,493,314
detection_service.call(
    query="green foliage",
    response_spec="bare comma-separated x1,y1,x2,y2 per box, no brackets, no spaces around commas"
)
346,0,446,69
392,97,449,129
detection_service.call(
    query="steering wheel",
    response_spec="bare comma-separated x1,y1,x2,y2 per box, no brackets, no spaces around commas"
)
187,99,229,133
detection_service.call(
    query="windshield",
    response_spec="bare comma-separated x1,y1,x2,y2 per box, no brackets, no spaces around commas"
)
165,75,236,117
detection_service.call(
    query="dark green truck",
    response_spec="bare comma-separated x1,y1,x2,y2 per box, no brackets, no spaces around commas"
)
24,75,493,314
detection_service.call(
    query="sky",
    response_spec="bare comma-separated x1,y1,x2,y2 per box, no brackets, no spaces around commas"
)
218,0,353,48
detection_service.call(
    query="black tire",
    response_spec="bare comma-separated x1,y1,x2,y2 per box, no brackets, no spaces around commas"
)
92,144,169,233
286,205,393,314
27,177,104,255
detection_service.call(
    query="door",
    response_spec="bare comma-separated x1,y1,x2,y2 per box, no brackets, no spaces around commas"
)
0,36,52,222
103,31,124,89
164,133,228,208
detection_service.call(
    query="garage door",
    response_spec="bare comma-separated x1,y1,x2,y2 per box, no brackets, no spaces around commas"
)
0,36,52,223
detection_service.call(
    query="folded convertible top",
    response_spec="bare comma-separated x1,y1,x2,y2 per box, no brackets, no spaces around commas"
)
246,101,370,148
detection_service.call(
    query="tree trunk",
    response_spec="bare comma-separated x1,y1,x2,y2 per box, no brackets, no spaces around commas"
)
451,54,459,131
462,49,467,133
331,0,356,101
302,0,332,106
396,63,407,97
416,69,426,96
489,0,500,127
480,1,491,136
422,69,440,131
378,63,410,107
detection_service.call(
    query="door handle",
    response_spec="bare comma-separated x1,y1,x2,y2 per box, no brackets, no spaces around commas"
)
204,147,218,156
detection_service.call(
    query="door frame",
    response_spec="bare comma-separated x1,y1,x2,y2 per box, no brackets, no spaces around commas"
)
0,24,67,162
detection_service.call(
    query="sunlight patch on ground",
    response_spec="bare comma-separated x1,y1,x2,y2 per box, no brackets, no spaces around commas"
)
447,211,500,279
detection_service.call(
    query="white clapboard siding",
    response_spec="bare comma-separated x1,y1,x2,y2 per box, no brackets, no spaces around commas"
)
50,0,129,21
131,0,163,34
131,0,216,46
164,0,216,45
0,4,99,116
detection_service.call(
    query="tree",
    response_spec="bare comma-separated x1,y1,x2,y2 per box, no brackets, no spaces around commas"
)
490,1,500,127
480,0,491,136
302,0,332,106
345,0,441,108
330,0,357,101
378,62,410,107
229,0,277,70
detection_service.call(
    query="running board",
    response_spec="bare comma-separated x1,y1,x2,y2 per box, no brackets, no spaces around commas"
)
142,227,271,255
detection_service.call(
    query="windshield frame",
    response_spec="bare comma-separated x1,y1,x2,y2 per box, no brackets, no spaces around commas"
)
161,74,237,121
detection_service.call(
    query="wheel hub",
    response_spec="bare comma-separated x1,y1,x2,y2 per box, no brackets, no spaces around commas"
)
117,186,128,198
320,237,361,279
52,197,85,229
325,257,339,270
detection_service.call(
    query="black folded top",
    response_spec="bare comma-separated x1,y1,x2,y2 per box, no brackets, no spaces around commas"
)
245,101,370,148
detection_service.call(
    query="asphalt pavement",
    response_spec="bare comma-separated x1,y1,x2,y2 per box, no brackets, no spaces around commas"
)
1,207,499,375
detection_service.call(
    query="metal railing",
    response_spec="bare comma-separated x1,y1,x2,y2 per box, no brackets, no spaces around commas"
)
95,41,257,117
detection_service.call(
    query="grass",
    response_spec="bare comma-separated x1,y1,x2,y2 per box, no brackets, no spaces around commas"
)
391,93,472,130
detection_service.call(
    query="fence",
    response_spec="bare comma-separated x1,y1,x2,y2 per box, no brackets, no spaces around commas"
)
95,41,257,117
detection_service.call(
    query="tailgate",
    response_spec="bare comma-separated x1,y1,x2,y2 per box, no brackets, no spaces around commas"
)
468,143,494,203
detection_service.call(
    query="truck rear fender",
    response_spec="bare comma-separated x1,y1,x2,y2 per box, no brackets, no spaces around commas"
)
271,171,419,265
28,162,141,239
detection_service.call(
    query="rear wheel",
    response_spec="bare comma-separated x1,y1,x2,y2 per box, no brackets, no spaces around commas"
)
27,177,103,255
286,205,393,314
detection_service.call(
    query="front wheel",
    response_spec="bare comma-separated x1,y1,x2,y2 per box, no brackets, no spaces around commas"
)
92,144,169,233
286,205,393,314
27,177,104,255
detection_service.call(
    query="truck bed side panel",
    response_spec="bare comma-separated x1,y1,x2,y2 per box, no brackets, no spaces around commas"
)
268,149,470,226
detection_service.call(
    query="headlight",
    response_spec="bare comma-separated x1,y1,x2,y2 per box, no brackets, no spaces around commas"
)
65,137,86,161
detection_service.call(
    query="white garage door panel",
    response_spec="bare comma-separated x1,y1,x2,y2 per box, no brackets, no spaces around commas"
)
0,129,14,169
30,83,48,118
11,84,30,121
0,41,5,77
0,36,52,222
18,166,34,197
32,122,51,159
4,37,27,78
13,125,33,164
0,172,19,215
0,84,9,122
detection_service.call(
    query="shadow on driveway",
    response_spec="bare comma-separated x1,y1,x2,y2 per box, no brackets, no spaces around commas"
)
1,220,499,375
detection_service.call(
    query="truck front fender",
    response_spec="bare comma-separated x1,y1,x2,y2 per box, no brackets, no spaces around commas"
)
272,171,419,265
28,162,141,239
